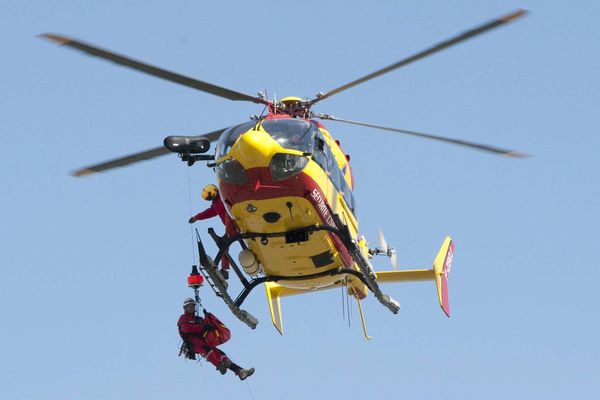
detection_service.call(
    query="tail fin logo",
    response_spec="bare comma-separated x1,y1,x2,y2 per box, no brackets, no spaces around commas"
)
443,243,454,280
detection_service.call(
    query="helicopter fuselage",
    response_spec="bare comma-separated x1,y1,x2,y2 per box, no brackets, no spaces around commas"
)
217,114,369,298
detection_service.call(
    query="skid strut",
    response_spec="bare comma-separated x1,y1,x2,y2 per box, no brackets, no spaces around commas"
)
331,215,400,313
349,242,400,313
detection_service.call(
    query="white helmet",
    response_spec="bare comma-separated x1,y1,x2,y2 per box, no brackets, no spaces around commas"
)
183,298,197,308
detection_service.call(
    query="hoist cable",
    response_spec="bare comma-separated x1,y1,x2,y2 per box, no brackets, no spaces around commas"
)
187,168,198,264
347,287,351,328
245,381,256,400
341,283,346,320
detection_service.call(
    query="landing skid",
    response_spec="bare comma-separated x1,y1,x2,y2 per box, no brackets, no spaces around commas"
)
195,230,258,329
194,217,401,329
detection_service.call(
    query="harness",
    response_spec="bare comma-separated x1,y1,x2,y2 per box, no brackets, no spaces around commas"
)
178,317,201,360
178,274,206,360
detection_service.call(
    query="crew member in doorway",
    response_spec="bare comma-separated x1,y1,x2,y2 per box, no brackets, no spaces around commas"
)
178,298,254,380
188,184,238,279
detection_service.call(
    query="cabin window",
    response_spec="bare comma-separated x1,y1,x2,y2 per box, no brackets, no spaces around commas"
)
312,132,356,214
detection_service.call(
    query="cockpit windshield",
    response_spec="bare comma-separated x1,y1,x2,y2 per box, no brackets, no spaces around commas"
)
261,119,317,153
215,119,317,160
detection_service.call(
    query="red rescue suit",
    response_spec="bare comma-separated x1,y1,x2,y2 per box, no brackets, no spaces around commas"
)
177,312,230,368
192,193,239,269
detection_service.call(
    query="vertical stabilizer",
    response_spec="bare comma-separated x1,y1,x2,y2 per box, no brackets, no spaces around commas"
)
432,237,454,317
265,282,284,335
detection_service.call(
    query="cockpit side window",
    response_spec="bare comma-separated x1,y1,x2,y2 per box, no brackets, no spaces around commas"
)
215,121,256,160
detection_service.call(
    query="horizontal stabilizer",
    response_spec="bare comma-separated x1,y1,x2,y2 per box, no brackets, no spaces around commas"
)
376,269,435,283
375,236,454,317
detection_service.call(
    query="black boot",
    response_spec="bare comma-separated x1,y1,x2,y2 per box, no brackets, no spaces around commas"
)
220,269,229,280
216,359,232,375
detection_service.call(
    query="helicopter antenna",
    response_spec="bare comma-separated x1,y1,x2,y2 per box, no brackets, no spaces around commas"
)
258,90,269,119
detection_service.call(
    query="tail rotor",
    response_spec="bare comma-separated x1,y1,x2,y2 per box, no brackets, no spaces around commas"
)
374,228,398,269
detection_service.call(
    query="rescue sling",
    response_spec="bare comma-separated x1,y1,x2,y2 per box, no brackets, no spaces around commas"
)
201,310,231,347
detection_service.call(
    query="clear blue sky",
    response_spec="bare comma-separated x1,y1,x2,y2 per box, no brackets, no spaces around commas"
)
1,1,598,399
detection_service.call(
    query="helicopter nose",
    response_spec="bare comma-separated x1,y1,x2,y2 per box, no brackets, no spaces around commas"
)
234,129,277,168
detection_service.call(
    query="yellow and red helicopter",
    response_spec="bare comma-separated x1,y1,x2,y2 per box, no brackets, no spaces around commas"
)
41,10,527,338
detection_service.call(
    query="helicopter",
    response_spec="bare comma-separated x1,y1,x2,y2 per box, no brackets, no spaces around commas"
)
40,9,527,338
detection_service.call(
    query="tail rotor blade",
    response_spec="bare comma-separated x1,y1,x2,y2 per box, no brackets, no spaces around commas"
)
378,227,398,269
378,227,388,253
390,250,398,270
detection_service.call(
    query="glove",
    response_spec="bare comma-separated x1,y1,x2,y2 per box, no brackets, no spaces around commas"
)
188,217,196,224
203,323,216,331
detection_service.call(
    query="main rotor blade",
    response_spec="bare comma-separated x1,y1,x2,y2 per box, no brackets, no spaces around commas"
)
315,114,528,158
311,9,527,104
40,34,266,104
73,128,226,177
73,146,171,177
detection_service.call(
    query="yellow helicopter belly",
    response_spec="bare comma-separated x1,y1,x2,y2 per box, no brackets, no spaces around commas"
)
231,196,346,286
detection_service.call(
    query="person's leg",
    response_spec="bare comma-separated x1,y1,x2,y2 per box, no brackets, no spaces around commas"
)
227,362,241,374
220,253,230,270
221,222,239,273
195,344,229,371
197,343,254,379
